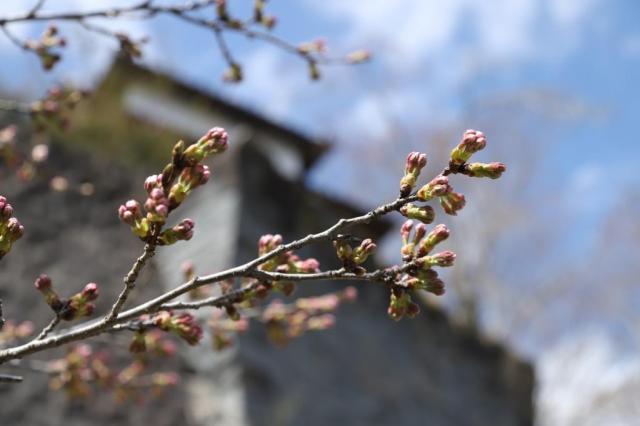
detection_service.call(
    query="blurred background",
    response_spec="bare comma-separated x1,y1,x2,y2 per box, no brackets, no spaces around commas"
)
1,1,639,425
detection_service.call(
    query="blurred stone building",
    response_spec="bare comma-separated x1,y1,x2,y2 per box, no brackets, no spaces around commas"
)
0,59,533,426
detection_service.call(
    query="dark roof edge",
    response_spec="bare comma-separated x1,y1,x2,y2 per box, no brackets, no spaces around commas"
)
103,56,331,169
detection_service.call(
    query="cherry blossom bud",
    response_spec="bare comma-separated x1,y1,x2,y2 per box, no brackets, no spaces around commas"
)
216,0,229,20
34,274,63,311
466,162,507,179
184,127,229,164
333,238,354,263
416,224,450,257
399,152,428,197
416,175,451,201
412,223,427,244
399,203,435,224
450,129,487,165
0,196,24,258
181,261,195,281
274,281,296,296
309,62,321,80
129,331,147,354
262,15,277,29
306,314,336,330
81,283,99,301
154,311,203,345
223,63,243,83
158,219,195,245
388,291,413,321
118,200,143,226
417,250,456,268
439,191,466,215
353,238,376,264
346,50,371,64
294,258,320,273
258,234,283,255
171,140,186,166
144,187,170,223
144,174,162,193
400,220,414,245
64,282,101,320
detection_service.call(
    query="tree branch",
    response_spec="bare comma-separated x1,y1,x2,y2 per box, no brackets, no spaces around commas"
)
0,193,418,364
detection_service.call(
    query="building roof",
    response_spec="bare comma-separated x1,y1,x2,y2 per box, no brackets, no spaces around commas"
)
104,57,330,170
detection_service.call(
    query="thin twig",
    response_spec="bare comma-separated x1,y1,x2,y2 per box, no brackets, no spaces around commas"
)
105,240,158,322
28,0,47,18
0,25,27,51
0,1,217,25
34,316,60,341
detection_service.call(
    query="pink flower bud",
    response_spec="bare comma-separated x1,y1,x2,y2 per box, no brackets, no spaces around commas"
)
399,203,435,224
400,220,414,244
353,238,376,264
202,127,228,153
34,274,52,291
440,191,466,215
81,283,99,301
418,250,456,268
466,162,507,179
341,286,358,302
450,129,487,165
405,152,427,173
416,175,451,201
416,224,450,256
118,200,143,226
144,174,162,192
295,258,320,273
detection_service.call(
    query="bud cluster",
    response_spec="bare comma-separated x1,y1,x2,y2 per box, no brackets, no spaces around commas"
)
34,274,99,321
209,310,250,351
153,311,203,345
389,220,455,320
118,127,228,243
416,175,466,216
256,233,321,295
399,220,454,267
0,320,34,346
253,0,277,30
30,85,87,131
129,329,178,357
116,32,146,60
49,344,179,401
333,237,377,274
0,196,24,259
387,288,421,321
261,287,357,347
0,125,19,170
25,25,66,71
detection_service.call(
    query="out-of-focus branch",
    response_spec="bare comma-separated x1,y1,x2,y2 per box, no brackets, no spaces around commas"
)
0,0,367,80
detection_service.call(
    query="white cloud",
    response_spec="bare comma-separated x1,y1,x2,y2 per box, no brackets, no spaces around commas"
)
537,329,640,426
307,0,602,70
